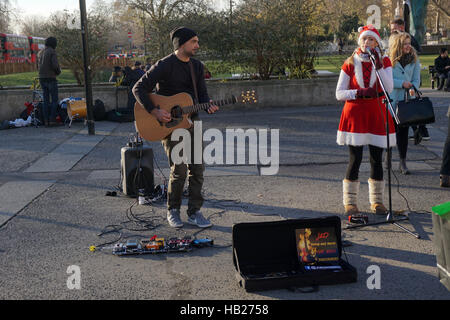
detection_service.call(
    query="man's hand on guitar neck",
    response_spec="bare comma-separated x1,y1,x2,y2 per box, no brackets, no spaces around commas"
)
207,100,219,114
151,108,172,123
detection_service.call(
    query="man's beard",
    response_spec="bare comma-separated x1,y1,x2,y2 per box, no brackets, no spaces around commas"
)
185,48,197,57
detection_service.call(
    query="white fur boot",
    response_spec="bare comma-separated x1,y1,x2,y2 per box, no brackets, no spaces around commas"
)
343,179,360,215
368,178,388,215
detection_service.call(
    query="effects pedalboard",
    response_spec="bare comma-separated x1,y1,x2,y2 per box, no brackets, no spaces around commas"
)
107,235,214,256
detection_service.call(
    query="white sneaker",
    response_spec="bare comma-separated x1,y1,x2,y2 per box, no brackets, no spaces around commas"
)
167,209,183,228
187,211,212,228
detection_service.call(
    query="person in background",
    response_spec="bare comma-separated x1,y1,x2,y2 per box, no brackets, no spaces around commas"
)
145,57,152,72
390,18,421,53
109,66,122,83
338,38,344,55
440,106,450,187
123,62,145,110
37,37,61,127
390,18,429,142
389,32,421,175
203,63,211,79
435,47,450,91
133,61,145,77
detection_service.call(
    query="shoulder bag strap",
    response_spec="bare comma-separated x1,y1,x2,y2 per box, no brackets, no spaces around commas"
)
411,84,422,99
188,60,199,104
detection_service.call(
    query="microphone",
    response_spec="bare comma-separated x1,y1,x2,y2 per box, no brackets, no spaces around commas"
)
363,48,382,70
364,48,376,60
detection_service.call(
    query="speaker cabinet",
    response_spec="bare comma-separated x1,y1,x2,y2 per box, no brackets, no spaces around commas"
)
121,145,154,197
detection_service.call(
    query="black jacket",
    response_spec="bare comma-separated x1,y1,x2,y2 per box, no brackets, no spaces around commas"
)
132,53,209,117
435,55,450,74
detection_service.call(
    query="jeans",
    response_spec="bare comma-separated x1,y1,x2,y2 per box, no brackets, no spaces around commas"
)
437,70,450,89
441,116,450,176
162,125,205,216
40,79,59,122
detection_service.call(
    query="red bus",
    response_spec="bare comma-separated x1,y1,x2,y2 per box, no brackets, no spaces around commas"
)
28,36,45,63
0,33,31,63
0,36,4,63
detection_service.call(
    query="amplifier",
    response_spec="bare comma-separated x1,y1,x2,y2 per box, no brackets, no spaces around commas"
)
121,145,154,197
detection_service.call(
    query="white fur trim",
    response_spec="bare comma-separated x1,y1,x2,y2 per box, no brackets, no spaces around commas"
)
359,30,382,48
353,54,377,89
377,66,393,93
336,70,357,101
337,131,396,149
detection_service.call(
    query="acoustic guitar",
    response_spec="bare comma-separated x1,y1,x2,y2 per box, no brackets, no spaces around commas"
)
134,90,257,142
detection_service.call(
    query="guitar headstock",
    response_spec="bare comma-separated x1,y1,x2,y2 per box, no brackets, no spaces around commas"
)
240,90,258,104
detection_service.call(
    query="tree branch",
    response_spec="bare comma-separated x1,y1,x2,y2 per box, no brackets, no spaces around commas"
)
430,0,450,20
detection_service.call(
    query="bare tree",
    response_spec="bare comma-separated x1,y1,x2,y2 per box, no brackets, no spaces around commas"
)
430,0,449,20
0,0,15,31
228,0,325,80
42,9,113,84
18,15,48,37
121,0,211,58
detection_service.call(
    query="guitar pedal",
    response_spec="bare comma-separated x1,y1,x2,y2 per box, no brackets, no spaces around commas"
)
348,214,369,224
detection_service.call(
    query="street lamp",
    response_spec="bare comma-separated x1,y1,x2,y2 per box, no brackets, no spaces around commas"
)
79,0,95,135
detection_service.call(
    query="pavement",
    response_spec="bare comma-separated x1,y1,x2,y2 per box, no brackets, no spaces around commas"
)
0,88,449,300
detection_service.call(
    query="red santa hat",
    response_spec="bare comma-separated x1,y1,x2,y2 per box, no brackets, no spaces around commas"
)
358,25,382,47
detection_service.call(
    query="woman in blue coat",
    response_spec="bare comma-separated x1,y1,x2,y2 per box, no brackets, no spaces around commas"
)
389,32,421,174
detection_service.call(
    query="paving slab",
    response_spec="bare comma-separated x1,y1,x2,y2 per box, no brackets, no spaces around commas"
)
24,122,119,173
0,180,55,226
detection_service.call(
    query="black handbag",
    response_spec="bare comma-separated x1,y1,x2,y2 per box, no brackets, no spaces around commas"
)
395,85,435,127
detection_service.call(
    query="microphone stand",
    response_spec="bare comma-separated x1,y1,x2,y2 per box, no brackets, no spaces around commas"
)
345,51,420,239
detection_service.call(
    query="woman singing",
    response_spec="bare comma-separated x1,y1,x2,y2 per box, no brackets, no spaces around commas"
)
336,25,395,216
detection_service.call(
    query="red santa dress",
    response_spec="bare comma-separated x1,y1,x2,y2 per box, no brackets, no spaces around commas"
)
336,49,396,148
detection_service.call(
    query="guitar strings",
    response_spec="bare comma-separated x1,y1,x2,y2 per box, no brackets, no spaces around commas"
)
183,97,235,114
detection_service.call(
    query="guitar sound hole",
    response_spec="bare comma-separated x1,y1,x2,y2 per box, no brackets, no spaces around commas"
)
165,106,183,128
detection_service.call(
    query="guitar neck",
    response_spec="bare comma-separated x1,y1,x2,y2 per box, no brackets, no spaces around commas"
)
182,97,236,114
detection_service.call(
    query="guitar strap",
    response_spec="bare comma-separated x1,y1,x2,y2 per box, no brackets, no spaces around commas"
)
188,60,199,105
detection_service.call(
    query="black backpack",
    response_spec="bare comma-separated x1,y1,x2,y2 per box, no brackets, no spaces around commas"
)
93,99,106,121
106,108,134,122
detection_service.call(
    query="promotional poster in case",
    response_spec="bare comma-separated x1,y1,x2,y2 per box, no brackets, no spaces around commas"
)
295,227,339,264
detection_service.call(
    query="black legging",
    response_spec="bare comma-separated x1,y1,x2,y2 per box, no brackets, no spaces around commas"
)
346,145,384,181
395,124,409,159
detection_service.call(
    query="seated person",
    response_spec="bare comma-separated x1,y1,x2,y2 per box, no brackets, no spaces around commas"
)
109,66,122,83
435,47,450,91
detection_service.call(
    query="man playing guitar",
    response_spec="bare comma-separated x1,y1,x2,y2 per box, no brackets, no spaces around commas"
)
133,27,219,228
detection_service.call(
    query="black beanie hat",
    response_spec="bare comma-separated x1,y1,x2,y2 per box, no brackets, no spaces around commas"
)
45,37,57,49
170,27,197,50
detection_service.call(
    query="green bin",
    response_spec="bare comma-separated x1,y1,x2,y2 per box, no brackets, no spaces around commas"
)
432,201,450,291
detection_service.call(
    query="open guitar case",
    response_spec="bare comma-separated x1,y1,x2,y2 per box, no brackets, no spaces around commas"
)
232,216,357,292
